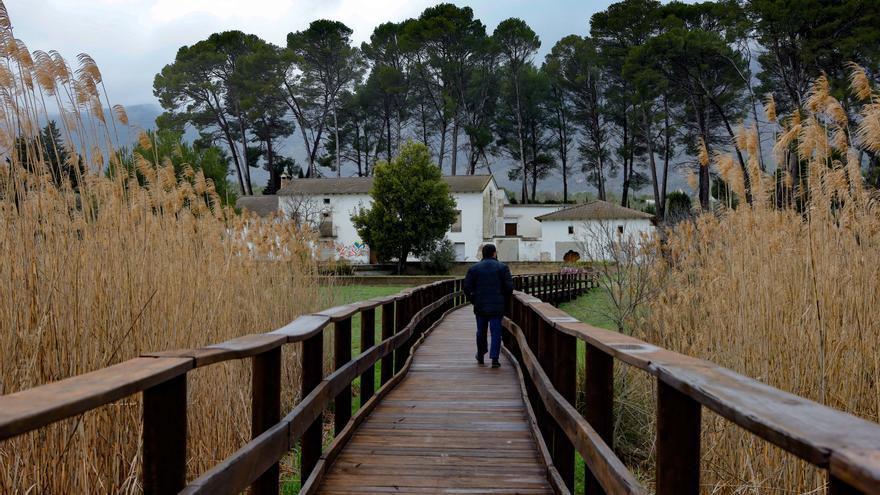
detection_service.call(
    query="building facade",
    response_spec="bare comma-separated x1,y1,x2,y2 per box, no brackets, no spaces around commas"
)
237,175,655,263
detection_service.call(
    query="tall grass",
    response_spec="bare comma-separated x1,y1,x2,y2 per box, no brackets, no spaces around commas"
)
637,68,880,493
0,2,322,492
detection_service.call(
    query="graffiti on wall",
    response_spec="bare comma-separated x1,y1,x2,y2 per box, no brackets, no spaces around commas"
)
336,241,368,258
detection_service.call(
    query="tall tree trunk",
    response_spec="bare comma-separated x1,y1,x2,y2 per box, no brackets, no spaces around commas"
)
561,156,568,203
355,122,363,177
334,104,341,178
513,75,528,204
694,103,711,210
238,119,253,195
385,99,392,162
659,95,671,220
620,113,630,207
707,96,753,203
219,123,246,195
420,101,429,147
437,122,447,172
450,116,458,175
266,137,279,193
641,106,661,213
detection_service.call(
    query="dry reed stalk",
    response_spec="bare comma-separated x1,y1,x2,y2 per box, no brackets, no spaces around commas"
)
0,2,325,492
636,67,880,493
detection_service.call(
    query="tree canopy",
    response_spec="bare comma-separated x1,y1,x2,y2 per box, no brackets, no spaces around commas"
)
352,141,458,273
152,0,880,215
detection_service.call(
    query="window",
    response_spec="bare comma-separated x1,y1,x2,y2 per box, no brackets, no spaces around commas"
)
451,210,462,232
319,212,334,237
453,242,466,261
617,225,624,234
323,198,330,205
505,222,518,236
567,225,574,235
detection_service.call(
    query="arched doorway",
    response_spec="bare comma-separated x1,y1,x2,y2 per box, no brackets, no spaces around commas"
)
563,250,581,263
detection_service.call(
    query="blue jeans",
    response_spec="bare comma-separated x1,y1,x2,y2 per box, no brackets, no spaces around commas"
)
476,315,502,361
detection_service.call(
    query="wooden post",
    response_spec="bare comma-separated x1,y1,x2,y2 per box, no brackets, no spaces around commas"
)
553,329,577,491
828,475,863,495
394,295,410,372
656,381,701,495
584,344,614,495
250,348,281,495
300,331,324,482
142,374,187,495
334,317,352,435
381,302,395,385
360,308,376,406
535,316,553,445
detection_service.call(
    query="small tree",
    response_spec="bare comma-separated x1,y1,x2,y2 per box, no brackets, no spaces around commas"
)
352,141,457,274
578,221,660,335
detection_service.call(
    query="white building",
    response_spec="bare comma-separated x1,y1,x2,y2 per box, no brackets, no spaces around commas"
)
238,175,655,263
275,175,504,263
535,202,656,262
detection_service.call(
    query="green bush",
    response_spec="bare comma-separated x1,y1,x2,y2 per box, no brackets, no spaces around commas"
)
423,239,456,275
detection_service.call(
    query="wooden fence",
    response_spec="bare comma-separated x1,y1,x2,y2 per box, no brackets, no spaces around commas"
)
2,270,877,495
506,278,880,495
0,272,590,494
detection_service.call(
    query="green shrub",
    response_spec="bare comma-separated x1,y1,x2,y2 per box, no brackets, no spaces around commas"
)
423,239,456,275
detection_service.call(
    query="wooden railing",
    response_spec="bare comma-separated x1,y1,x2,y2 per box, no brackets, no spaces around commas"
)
505,279,880,495
0,272,590,495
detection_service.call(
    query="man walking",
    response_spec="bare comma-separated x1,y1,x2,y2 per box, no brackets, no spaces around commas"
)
463,244,514,368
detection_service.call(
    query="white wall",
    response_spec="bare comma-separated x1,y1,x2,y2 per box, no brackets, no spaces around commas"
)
447,192,487,262
280,190,490,263
540,219,655,261
502,205,565,239
280,193,372,263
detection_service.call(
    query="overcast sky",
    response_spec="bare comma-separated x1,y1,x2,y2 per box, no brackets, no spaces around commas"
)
9,0,620,106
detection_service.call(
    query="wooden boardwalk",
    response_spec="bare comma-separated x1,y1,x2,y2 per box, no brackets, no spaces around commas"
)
316,307,553,494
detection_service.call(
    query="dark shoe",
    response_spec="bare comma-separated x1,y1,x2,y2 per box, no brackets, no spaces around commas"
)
475,353,484,365
491,360,501,368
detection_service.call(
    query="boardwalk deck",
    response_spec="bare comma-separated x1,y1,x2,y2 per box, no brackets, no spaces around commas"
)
316,307,553,495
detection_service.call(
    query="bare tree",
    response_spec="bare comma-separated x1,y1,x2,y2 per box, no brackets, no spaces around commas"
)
577,221,661,335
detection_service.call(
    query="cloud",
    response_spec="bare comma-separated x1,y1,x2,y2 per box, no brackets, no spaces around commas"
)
8,0,599,105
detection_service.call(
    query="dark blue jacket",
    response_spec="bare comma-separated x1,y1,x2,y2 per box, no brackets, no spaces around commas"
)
463,258,514,317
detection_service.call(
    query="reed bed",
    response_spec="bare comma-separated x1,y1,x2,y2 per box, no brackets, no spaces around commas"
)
0,2,324,492
634,68,880,493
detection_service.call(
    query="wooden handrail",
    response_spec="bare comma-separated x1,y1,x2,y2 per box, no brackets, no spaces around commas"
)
503,317,646,495
506,285,880,495
1,274,548,494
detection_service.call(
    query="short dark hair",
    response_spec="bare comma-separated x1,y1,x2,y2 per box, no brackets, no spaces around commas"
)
481,244,496,259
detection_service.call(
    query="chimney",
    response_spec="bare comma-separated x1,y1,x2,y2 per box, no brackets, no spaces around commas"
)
280,172,291,190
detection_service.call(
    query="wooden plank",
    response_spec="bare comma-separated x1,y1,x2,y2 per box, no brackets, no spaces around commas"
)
504,318,646,495
584,343,614,495
0,356,191,440
552,316,880,481
553,329,577,491
270,314,331,342
830,449,880,494
251,348,281,495
313,307,555,495
380,302,394,385
172,333,287,367
301,301,453,495
334,317,352,435
181,420,290,495
143,374,187,495
360,307,376,405
301,330,324,482
655,381,701,495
